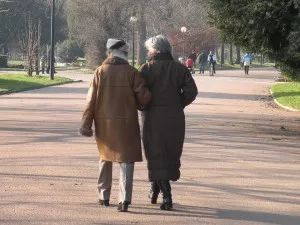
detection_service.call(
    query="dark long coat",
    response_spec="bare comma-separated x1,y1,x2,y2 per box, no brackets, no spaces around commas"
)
139,53,198,181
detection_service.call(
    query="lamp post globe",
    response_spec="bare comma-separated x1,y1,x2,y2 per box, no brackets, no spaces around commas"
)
180,26,187,33
130,16,138,23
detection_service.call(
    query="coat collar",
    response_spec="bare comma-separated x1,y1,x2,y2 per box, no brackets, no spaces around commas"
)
103,56,129,65
151,53,174,61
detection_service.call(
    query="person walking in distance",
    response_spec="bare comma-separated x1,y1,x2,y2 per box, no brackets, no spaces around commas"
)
207,51,217,74
198,52,205,74
139,35,198,210
242,52,252,75
79,38,151,212
40,55,46,74
188,50,197,66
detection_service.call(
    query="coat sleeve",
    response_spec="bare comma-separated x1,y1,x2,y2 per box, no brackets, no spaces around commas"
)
180,69,198,108
79,69,100,137
132,69,152,106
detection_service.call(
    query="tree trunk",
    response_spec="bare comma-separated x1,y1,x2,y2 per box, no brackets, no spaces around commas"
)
236,46,241,64
28,60,33,76
35,51,39,75
0,48,8,68
86,40,106,69
215,45,219,62
229,43,233,65
221,43,225,66
137,3,147,66
35,19,41,75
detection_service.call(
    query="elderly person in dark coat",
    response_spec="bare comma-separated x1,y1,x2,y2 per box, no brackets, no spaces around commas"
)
79,38,151,212
139,35,198,210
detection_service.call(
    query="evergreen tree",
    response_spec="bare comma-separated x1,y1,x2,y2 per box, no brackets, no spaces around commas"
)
208,0,300,79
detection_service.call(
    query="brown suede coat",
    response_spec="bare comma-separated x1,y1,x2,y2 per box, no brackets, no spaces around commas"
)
80,56,151,162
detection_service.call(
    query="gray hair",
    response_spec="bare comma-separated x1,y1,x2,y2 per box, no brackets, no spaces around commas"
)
145,35,172,53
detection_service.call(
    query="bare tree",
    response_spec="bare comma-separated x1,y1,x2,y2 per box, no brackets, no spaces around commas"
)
220,43,224,65
67,0,134,68
19,16,40,76
67,0,215,67
236,46,241,64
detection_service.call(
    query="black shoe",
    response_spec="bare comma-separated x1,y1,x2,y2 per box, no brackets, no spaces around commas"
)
148,192,159,204
98,199,109,206
148,182,160,204
117,201,130,212
157,181,172,210
160,197,173,210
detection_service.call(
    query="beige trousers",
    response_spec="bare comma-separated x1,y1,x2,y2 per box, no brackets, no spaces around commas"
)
97,159,134,203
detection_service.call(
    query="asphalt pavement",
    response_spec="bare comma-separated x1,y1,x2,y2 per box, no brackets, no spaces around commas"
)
1,68,300,225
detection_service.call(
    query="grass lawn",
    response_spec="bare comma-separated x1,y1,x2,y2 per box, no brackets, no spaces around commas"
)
271,82,300,110
0,67,25,71
0,74,72,94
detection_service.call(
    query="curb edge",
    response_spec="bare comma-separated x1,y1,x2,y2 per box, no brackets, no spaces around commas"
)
269,87,300,112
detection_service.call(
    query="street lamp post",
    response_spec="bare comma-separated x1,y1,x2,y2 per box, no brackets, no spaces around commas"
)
50,0,55,80
130,15,137,67
180,26,187,61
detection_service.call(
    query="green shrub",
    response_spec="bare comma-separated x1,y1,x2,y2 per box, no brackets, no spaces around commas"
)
279,60,300,81
0,55,8,68
56,39,84,63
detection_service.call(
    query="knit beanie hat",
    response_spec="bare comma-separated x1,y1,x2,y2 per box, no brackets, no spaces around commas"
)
106,39,129,53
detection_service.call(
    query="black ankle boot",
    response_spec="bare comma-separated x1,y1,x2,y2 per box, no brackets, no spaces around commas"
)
117,201,130,212
157,180,173,210
160,197,173,210
148,181,160,204
98,199,109,206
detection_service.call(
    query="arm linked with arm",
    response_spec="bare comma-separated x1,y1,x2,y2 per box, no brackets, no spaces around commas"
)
133,69,152,108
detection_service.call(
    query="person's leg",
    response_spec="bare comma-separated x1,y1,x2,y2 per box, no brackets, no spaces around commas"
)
246,66,249,74
213,62,216,73
97,159,112,206
149,181,160,204
46,64,50,74
157,180,173,210
118,162,134,212
244,65,247,74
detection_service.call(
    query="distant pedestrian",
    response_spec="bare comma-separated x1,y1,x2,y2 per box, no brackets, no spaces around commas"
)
198,52,205,73
139,35,198,210
46,48,56,74
188,50,197,65
242,52,252,75
185,57,195,74
207,51,217,74
79,38,151,212
40,56,46,74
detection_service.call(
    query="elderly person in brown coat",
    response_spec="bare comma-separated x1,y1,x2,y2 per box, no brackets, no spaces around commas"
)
79,39,151,212
139,35,198,210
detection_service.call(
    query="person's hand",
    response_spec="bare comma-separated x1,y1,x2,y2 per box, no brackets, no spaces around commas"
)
78,127,93,137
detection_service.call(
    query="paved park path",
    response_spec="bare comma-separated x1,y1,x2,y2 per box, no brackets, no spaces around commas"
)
1,68,300,225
